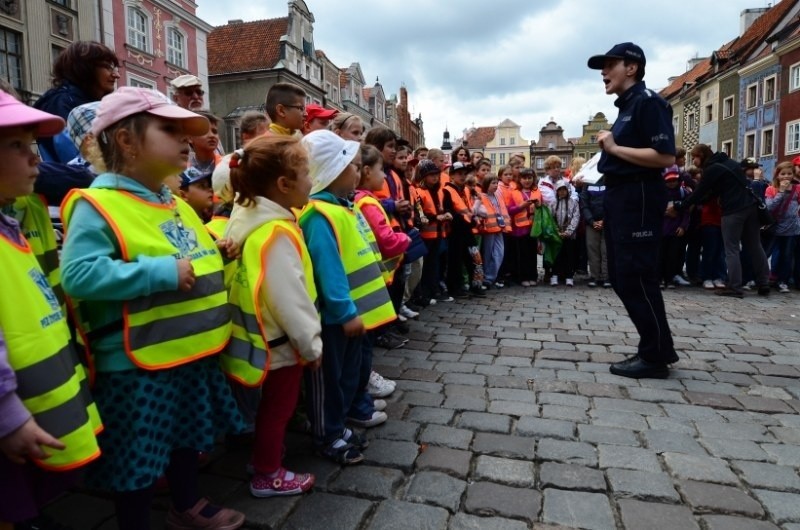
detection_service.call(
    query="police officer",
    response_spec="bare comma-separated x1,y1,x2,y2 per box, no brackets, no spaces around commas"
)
587,42,678,379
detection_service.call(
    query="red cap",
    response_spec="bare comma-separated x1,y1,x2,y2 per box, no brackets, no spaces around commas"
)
305,104,338,123
793,155,800,166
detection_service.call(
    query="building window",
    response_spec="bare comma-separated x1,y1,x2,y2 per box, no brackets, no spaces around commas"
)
745,83,757,109
672,116,679,134
499,153,506,164
763,75,776,103
500,137,506,146
166,28,185,67
509,137,515,145
51,0,71,6
687,112,696,131
127,7,149,51
560,157,567,168
536,157,544,170
305,65,310,79
721,140,732,156
0,29,23,90
333,87,338,103
761,128,774,157
787,120,800,153
128,75,155,89
791,63,800,92
51,44,65,66
704,104,714,124
744,133,755,158
490,153,497,165
723,96,735,119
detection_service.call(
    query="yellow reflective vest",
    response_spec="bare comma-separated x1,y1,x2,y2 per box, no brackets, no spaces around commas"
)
222,219,318,387
61,189,231,370
6,195,63,310
353,194,401,285
300,200,395,330
0,229,102,471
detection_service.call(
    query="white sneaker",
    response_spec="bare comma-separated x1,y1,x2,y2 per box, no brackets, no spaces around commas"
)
672,274,691,286
550,275,559,286
347,410,387,428
713,279,726,289
367,371,396,398
397,313,407,323
742,281,756,291
399,305,419,319
703,280,714,289
566,278,574,287
779,283,790,293
373,399,387,411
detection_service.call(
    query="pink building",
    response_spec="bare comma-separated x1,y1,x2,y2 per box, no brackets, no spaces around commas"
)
99,0,212,103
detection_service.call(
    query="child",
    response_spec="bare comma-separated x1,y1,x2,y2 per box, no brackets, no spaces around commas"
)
580,174,610,287
661,166,691,289
222,135,321,497
765,161,800,293
188,110,222,180
238,110,269,147
60,87,244,530
416,159,453,302
353,144,410,415
502,166,536,286
265,83,307,136
331,112,365,142
179,166,214,222
540,155,561,208
0,90,102,529
474,175,510,288
443,162,481,297
551,180,580,286
299,130,395,464
517,168,542,286
475,158,492,185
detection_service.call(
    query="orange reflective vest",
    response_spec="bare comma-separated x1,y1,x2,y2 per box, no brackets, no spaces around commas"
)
374,168,407,230
416,187,449,240
443,183,473,225
478,193,511,234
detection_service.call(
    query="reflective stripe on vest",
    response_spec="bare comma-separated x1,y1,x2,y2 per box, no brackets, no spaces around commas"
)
301,200,395,330
222,220,318,387
10,195,64,310
0,232,101,471
204,216,237,288
61,188,231,370
354,194,401,284
478,194,507,233
509,189,532,229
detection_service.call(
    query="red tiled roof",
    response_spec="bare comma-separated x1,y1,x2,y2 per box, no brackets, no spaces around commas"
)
464,126,496,149
207,17,288,76
660,58,712,100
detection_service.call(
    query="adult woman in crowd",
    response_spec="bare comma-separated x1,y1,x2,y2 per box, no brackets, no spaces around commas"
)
33,41,119,162
669,144,770,297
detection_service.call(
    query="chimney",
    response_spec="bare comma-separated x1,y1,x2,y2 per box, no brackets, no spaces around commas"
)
740,7,768,36
228,19,244,24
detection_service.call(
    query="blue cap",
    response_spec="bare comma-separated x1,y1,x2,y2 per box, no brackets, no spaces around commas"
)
417,159,440,177
588,42,646,69
180,166,210,188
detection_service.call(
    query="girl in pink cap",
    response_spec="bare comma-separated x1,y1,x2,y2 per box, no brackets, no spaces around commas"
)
59,87,245,530
0,89,102,528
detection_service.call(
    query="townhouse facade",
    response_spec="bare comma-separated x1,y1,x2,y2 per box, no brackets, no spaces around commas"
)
572,112,612,161
662,0,800,174
530,119,574,171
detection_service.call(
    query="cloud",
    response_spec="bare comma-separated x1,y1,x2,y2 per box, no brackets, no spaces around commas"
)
197,0,763,146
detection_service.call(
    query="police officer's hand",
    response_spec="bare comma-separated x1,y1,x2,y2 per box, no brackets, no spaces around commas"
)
0,418,66,464
597,130,617,153
177,258,196,292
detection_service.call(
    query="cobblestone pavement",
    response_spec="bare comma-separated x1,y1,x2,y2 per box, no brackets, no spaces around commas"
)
47,284,800,529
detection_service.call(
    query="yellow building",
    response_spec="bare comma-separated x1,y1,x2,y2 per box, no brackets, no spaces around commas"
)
464,118,529,167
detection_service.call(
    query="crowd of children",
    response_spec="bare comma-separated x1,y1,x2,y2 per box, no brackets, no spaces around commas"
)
3,72,800,530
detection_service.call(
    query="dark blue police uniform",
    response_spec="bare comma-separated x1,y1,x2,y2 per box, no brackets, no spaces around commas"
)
599,81,679,365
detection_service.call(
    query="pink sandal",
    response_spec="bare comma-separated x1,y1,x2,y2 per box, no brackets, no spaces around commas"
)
250,467,315,498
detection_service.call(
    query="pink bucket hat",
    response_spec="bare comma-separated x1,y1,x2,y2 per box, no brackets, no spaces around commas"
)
0,90,65,137
90,87,209,137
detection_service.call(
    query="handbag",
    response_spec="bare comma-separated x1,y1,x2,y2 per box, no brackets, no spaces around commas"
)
403,227,427,263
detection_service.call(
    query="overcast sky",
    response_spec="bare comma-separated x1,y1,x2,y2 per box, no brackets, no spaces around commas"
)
198,0,771,147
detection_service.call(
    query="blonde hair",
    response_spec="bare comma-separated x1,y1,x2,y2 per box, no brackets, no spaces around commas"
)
82,113,150,174
544,155,562,170
570,157,586,175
